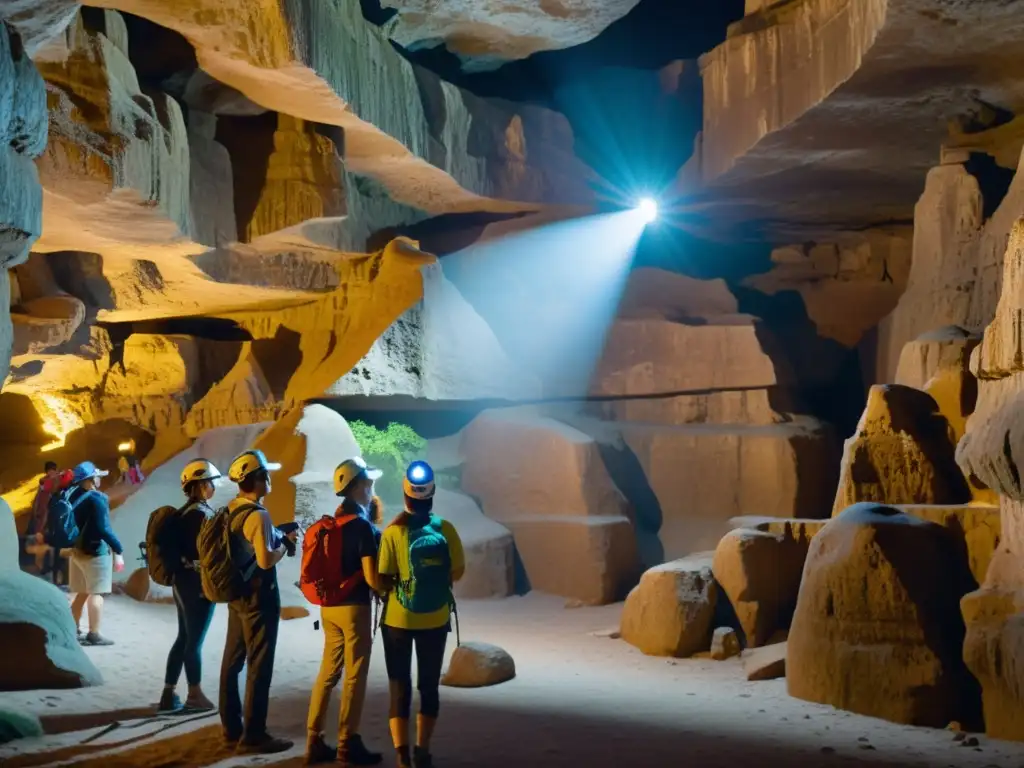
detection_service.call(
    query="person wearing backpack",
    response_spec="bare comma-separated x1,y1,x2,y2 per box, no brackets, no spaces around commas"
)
377,461,465,768
210,449,297,755
66,461,124,646
303,456,387,766
154,459,222,713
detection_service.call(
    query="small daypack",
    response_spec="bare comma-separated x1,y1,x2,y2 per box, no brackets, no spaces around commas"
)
197,503,259,603
46,487,83,550
300,513,363,606
396,515,452,614
143,505,188,587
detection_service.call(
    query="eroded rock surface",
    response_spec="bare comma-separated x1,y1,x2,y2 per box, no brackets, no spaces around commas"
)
441,641,515,687
620,553,717,658
788,503,981,728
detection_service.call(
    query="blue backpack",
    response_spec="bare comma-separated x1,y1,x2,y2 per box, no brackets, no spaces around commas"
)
46,487,89,549
397,515,452,614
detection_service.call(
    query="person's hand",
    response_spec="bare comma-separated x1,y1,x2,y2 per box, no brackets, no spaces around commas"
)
113,553,125,573
286,529,299,543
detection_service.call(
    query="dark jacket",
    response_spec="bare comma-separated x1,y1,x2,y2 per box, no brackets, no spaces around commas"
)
70,486,123,557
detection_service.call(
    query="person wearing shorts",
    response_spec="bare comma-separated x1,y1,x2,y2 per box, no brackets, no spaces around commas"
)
68,461,124,646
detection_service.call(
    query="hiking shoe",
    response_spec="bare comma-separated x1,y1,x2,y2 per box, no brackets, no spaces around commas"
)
304,734,335,765
412,746,433,768
158,690,183,713
340,734,382,766
183,690,215,711
83,632,114,646
395,746,412,768
237,733,294,755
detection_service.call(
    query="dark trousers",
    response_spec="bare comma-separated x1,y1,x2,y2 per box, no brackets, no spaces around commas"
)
165,573,214,687
219,568,281,740
381,624,448,719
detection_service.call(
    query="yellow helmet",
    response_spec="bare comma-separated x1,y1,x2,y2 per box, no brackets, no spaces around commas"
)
334,456,383,496
180,459,222,489
228,449,281,483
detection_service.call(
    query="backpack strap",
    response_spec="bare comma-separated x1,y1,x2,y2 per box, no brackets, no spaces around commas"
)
227,502,262,577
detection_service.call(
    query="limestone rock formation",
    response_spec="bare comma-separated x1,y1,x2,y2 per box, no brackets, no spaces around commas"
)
695,0,1024,238
711,527,808,648
742,641,787,682
832,384,970,514
36,11,197,261
121,566,174,604
1,19,48,385
895,326,980,391
441,641,516,688
620,553,717,658
743,229,912,347
330,263,541,401
91,0,593,211
878,142,1024,381
787,503,980,728
379,1,640,70
0,569,103,690
460,408,638,604
709,627,740,660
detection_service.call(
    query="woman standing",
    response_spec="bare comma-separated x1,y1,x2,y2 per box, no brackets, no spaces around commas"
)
159,459,220,712
377,461,465,768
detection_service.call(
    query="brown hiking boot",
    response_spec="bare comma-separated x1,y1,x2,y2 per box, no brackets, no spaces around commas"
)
305,734,335,765
340,734,383,766
237,733,294,755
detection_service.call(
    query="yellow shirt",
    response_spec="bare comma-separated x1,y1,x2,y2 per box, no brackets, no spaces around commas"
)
378,516,464,630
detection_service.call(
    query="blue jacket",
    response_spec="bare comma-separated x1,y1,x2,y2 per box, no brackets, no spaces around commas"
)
70,486,124,557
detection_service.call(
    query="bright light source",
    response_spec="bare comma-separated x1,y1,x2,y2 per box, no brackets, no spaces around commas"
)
117,442,133,453
408,463,428,482
637,197,658,223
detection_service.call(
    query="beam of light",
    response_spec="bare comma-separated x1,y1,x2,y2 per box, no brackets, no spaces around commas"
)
637,197,658,223
439,209,648,399
36,393,84,452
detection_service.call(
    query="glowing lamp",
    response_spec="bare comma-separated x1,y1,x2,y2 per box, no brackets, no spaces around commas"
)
637,197,658,223
117,441,134,453
408,463,428,482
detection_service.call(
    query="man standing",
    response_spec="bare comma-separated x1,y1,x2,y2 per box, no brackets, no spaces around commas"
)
28,461,60,537
68,461,124,646
220,449,298,755
304,457,386,766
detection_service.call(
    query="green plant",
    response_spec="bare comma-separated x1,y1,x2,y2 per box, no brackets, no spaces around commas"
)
349,420,427,502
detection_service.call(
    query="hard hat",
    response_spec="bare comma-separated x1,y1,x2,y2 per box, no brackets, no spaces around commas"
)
403,461,435,500
180,458,222,489
71,461,109,485
334,456,383,496
228,449,281,483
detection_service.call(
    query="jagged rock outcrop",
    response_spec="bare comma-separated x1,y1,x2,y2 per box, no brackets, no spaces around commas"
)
1,19,48,385
693,0,1024,239
832,384,970,514
788,503,981,728
91,0,593,211
379,0,640,71
878,139,1024,381
36,10,197,261
743,228,912,347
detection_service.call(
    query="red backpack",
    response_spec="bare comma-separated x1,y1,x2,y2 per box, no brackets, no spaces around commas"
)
300,513,364,606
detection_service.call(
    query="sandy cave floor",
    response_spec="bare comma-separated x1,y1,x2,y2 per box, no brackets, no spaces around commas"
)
2,594,1023,768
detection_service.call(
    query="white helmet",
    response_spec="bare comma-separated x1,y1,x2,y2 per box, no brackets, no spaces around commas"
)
228,449,281,483
334,456,382,496
180,459,222,490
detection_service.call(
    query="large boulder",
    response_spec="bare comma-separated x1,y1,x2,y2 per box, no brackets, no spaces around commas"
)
832,385,971,514
788,503,981,727
460,409,639,604
712,527,808,648
0,569,102,690
441,641,515,688
620,553,717,658
895,326,980,391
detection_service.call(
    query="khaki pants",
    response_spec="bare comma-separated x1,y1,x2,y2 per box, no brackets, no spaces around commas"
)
307,604,373,742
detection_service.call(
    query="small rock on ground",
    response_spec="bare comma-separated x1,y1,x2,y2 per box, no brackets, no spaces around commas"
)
442,641,515,688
